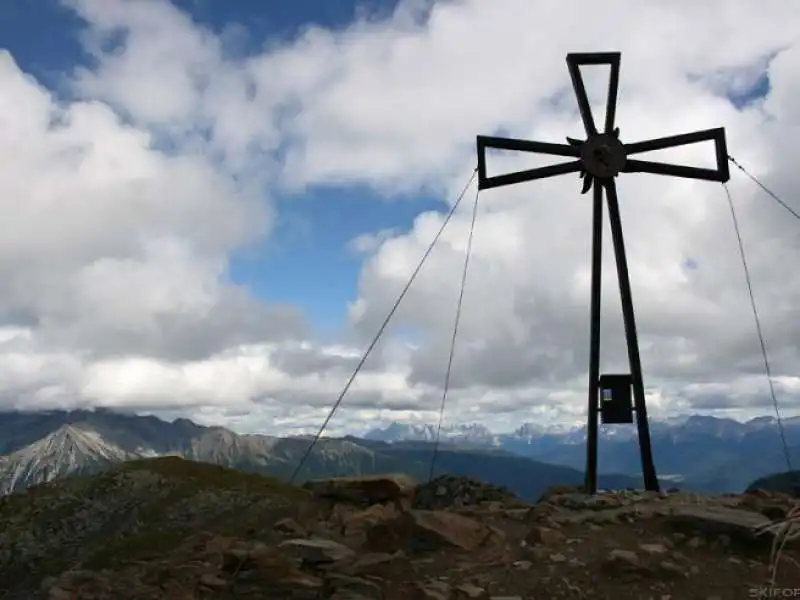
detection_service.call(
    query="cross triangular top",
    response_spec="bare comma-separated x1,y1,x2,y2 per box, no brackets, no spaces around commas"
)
476,52,730,194
474,52,732,495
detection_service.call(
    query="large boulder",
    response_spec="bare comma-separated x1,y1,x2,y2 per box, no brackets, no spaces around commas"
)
277,538,356,565
536,484,586,504
365,509,502,555
664,505,772,544
412,475,521,510
303,474,417,506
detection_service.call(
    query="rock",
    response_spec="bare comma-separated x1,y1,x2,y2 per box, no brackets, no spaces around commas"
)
346,551,410,578
412,580,451,600
198,573,228,589
220,544,259,573
523,502,561,523
343,502,400,539
639,543,667,555
710,534,731,550
484,524,508,548
657,561,685,577
554,493,594,510
761,504,789,520
159,581,195,600
602,549,648,575
687,536,704,549
205,534,237,555
537,484,586,503
528,546,550,561
453,583,490,599
278,538,356,564
220,543,323,591
274,516,306,536
303,474,416,505
366,509,500,554
568,557,585,567
327,573,384,598
413,475,521,510
665,505,771,543
525,525,564,546
504,508,529,521
329,592,379,600
47,588,77,600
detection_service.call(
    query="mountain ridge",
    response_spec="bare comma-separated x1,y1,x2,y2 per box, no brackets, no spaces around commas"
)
1,409,795,498
0,409,646,500
366,415,800,492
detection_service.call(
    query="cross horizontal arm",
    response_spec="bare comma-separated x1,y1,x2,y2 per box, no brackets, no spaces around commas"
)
622,159,727,182
476,135,583,190
477,136,581,158
624,128,727,155
623,127,730,182
478,161,583,190
568,52,623,65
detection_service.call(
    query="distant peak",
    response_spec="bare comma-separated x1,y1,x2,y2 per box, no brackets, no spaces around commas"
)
38,423,109,450
51,423,92,437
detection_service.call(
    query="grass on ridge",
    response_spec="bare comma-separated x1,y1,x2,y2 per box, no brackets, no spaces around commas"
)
0,456,312,582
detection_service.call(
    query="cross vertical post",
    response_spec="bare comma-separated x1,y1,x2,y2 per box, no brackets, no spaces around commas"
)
586,179,603,494
476,51,730,494
604,178,657,492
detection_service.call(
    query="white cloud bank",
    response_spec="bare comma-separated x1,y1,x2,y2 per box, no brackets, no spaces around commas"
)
0,0,799,435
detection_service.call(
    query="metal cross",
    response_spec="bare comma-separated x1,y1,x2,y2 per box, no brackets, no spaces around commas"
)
476,52,730,494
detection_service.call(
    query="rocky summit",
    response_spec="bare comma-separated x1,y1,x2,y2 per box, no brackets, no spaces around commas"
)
1,457,799,600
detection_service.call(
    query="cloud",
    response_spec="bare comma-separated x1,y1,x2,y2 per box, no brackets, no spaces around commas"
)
347,228,398,255
1,0,800,436
0,6,306,422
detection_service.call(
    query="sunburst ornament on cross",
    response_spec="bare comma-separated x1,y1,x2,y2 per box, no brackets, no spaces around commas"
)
476,52,731,494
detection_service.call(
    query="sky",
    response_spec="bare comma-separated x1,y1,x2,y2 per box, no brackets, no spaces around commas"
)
0,0,799,437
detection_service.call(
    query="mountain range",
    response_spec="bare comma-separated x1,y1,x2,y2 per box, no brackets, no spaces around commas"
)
0,409,645,500
0,409,794,499
364,415,800,493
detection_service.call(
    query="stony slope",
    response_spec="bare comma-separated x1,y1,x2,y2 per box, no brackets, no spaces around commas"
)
2,456,800,599
0,457,308,599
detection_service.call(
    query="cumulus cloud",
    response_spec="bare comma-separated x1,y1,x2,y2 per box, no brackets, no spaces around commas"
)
1,0,799,435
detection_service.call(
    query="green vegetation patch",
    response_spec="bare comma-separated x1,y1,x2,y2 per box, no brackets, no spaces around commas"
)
85,530,189,569
0,457,312,587
119,456,308,499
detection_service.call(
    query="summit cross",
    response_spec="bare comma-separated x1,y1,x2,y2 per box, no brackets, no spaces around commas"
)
476,52,730,494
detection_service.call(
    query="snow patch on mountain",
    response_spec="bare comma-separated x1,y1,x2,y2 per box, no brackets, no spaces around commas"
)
364,422,497,445
367,415,800,442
